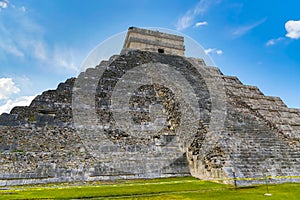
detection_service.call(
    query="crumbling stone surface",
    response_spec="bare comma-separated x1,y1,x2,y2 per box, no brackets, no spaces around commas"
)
185,57,300,185
1,78,75,127
122,27,185,56
0,50,299,186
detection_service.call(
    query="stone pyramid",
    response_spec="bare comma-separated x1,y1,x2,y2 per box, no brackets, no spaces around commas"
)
0,27,299,186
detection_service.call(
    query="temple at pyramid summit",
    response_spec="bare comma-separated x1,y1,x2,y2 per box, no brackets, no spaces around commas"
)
0,27,300,186
122,26,185,56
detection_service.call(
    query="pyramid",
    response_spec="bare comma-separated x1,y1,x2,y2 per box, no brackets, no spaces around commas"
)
0,27,299,186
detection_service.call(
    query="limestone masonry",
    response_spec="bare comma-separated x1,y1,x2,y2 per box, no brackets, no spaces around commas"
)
122,27,185,56
0,27,300,186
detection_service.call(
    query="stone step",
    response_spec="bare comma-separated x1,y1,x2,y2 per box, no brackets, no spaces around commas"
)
222,75,243,85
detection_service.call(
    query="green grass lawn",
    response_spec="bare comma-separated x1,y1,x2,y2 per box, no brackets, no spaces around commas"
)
0,177,299,199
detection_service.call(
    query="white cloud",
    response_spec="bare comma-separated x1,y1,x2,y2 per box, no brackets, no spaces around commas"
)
0,78,20,100
53,46,79,72
216,50,223,55
19,6,26,12
195,21,208,27
0,95,35,114
0,7,79,74
176,0,219,31
204,48,223,55
204,48,214,54
15,36,48,61
266,20,300,46
0,43,24,57
232,18,267,37
285,20,300,39
0,4,46,60
266,37,284,46
0,0,8,9
33,40,47,60
177,16,193,31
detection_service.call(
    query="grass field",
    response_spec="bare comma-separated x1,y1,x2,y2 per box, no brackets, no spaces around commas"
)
0,177,300,199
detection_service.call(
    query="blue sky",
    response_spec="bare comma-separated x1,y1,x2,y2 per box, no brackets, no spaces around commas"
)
0,0,300,114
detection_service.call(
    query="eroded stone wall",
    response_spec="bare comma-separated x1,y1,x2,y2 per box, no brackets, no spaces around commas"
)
0,50,300,186
122,27,185,56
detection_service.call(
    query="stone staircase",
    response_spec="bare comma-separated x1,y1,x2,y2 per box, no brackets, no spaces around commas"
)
222,74,300,183
176,58,300,184
72,53,191,179
1,50,299,186
223,75,300,147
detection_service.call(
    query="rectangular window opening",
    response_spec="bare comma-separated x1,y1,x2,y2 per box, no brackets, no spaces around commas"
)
158,48,164,53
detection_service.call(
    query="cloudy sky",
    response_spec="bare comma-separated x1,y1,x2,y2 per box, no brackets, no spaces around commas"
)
0,0,300,114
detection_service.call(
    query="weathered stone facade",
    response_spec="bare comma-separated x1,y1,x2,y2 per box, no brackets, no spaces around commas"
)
122,27,185,56
0,28,300,186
